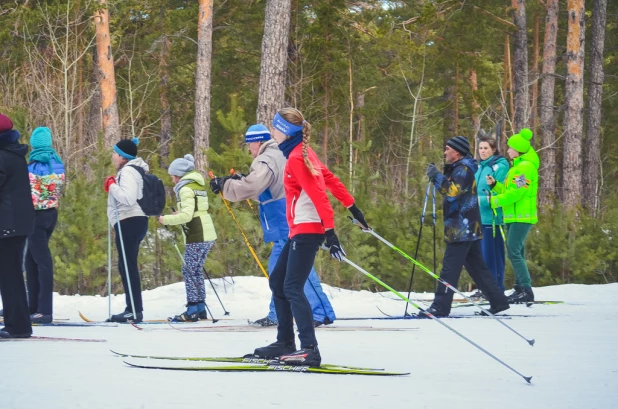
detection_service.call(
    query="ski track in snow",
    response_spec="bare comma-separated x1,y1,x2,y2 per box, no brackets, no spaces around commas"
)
1,277,617,409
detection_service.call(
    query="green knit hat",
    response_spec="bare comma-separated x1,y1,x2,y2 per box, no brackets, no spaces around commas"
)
507,128,533,153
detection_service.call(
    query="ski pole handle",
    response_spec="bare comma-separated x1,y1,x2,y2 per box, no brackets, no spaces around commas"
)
347,216,372,232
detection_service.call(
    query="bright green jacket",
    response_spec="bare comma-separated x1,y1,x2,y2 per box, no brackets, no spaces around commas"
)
161,171,217,243
490,148,539,224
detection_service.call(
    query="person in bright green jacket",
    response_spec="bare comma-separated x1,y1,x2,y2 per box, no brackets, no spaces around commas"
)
486,129,539,304
474,136,510,293
158,154,217,322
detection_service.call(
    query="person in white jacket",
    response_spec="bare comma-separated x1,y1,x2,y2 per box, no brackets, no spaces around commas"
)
104,138,148,323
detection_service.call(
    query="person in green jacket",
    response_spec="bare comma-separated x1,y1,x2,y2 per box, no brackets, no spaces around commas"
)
486,129,539,304
158,154,217,321
474,136,510,294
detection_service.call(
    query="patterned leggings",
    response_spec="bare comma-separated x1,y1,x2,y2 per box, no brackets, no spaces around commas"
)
182,241,215,303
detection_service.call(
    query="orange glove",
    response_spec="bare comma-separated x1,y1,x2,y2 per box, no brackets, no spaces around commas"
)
104,176,116,193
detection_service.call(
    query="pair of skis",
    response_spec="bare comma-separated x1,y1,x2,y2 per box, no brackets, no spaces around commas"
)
112,350,408,376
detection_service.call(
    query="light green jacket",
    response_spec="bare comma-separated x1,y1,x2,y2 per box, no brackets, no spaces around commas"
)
161,171,217,243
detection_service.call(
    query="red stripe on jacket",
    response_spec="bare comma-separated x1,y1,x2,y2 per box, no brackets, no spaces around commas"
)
284,144,354,238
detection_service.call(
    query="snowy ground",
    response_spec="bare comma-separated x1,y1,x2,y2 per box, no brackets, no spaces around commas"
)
1,277,617,409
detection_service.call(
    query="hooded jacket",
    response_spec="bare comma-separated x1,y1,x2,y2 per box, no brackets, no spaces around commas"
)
0,142,35,238
431,154,482,243
490,148,539,224
475,155,509,225
107,157,149,225
161,170,217,243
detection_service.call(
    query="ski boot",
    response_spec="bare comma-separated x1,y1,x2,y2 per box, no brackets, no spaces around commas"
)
30,313,53,324
252,340,297,359
469,290,485,300
109,310,143,323
251,316,277,327
417,306,448,318
196,302,208,320
169,303,199,322
279,345,321,367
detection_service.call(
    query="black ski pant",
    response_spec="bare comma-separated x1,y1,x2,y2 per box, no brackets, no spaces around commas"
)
25,208,58,315
270,233,324,349
114,216,148,313
0,236,32,335
432,240,508,315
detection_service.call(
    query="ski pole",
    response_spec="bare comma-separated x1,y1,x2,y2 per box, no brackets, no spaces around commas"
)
209,171,269,278
403,182,431,316
113,200,138,322
334,249,532,383
165,225,219,323
108,222,112,320
229,168,259,219
432,184,437,293
350,219,535,347
170,207,230,316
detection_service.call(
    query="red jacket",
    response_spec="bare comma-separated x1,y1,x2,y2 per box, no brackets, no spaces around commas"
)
284,144,354,237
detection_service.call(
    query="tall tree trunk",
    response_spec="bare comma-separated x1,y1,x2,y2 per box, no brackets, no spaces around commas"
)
562,0,585,209
529,13,540,142
443,83,456,146
256,0,292,126
469,68,480,158
512,0,529,133
94,1,120,148
194,0,214,171
322,73,329,166
159,8,172,169
87,46,102,146
583,0,607,215
539,0,559,209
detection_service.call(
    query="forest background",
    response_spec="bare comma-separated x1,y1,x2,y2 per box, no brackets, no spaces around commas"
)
0,0,616,297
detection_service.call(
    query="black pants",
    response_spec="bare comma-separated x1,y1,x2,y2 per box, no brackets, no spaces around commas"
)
25,208,58,315
432,240,508,315
0,236,32,335
113,216,148,313
270,234,324,349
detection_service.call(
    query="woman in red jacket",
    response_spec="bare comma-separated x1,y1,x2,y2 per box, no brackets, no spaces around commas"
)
251,107,368,367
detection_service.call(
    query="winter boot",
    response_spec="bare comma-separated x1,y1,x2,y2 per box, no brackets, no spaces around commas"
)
169,303,199,323
30,313,53,324
469,290,485,300
478,304,510,316
523,287,535,304
0,330,31,339
507,285,526,304
251,316,277,327
253,340,297,359
196,302,207,320
279,345,322,367
417,306,448,318
109,310,143,323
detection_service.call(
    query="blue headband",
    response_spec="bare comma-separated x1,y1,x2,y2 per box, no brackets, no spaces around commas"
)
273,113,304,136
113,145,136,160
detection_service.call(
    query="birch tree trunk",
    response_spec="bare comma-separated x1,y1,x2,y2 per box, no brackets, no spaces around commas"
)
159,8,172,169
583,0,607,215
512,0,529,133
562,0,585,209
256,0,292,126
94,1,120,148
194,0,214,171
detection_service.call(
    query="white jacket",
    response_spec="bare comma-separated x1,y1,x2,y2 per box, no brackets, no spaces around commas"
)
107,158,148,225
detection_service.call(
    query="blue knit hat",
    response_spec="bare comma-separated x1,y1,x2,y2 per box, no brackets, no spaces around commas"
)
30,127,52,149
168,154,196,177
245,124,271,143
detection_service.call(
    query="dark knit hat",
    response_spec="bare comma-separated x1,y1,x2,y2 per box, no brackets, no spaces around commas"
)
0,113,13,133
114,137,139,160
446,135,470,156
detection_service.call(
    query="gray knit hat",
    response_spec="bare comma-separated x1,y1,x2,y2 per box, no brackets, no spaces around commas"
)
446,135,470,156
168,154,196,177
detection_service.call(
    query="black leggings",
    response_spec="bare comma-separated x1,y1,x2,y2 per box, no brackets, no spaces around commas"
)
113,216,148,313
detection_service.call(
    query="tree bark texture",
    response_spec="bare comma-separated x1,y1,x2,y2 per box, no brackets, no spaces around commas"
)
583,0,607,214
530,13,540,141
87,46,102,147
562,0,585,209
469,68,481,158
159,34,172,169
443,83,456,146
512,0,529,133
539,0,559,209
194,0,214,171
256,0,292,126
94,2,120,148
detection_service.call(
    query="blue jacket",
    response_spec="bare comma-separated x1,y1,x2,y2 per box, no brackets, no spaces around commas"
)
474,155,509,225
28,157,65,210
431,155,482,243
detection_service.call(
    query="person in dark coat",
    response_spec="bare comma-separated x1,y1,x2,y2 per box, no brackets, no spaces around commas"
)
420,136,509,317
0,113,34,338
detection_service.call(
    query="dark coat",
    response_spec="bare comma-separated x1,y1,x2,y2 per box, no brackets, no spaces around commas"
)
430,154,482,243
0,141,35,239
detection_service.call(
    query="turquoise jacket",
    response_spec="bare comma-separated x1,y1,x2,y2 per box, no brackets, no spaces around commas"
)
475,155,509,225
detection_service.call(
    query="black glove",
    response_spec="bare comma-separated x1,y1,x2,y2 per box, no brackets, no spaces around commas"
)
210,177,228,194
426,163,439,180
486,175,497,189
230,172,246,180
325,229,346,262
348,204,369,230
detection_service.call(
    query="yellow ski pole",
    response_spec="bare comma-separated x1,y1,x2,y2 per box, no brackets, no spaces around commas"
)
209,171,269,278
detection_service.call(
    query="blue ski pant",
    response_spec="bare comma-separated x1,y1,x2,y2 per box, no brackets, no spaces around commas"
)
480,225,505,292
267,239,336,324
